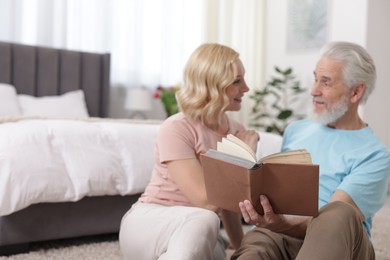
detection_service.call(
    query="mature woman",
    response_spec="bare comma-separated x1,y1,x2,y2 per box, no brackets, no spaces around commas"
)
119,43,259,260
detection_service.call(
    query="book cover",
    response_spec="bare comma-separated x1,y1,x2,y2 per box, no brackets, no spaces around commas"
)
200,152,319,216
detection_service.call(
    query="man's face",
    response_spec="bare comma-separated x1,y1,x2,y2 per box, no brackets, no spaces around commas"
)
308,57,351,125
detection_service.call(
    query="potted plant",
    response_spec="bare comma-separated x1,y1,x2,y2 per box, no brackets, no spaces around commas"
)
153,85,180,117
249,66,306,135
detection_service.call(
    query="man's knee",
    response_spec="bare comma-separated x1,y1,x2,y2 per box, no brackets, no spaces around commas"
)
311,201,362,235
319,201,360,222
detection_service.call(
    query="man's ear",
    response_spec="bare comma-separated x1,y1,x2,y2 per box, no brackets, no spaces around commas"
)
350,83,365,103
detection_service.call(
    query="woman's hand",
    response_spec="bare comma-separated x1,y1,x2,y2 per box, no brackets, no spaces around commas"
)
235,130,260,153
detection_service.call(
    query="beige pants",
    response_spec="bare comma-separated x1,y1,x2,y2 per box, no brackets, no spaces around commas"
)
119,202,227,260
232,201,375,260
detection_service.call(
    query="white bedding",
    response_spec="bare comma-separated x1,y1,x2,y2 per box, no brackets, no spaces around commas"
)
0,117,161,216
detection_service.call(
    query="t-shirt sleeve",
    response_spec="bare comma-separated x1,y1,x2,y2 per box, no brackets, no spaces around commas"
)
157,118,197,163
338,148,390,219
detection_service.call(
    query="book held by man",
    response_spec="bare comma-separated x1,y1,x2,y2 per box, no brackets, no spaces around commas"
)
200,134,319,216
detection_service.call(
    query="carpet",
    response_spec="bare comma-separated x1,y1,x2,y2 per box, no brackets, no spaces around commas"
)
371,195,390,260
0,234,123,260
1,198,389,260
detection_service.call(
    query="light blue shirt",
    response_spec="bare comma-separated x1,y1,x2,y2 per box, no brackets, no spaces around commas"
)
282,119,390,236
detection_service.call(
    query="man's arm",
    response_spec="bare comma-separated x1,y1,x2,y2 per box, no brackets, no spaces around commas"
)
239,189,365,239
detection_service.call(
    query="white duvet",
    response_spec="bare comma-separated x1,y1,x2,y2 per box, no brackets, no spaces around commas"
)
0,117,161,216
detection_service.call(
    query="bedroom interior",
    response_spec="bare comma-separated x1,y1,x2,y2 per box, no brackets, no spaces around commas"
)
0,41,161,256
0,0,389,259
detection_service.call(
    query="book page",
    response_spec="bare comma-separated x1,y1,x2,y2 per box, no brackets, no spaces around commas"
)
260,149,312,164
217,134,257,162
204,149,256,168
226,134,257,158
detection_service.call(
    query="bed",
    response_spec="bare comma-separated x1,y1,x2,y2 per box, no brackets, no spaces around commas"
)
0,41,161,255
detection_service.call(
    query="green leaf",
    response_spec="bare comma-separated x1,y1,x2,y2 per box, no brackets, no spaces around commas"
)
283,68,292,75
250,66,305,135
266,126,274,132
277,110,293,119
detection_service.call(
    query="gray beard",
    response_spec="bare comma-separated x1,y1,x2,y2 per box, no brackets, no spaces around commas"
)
307,95,349,125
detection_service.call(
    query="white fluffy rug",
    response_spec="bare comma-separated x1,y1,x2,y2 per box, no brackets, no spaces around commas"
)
1,198,389,260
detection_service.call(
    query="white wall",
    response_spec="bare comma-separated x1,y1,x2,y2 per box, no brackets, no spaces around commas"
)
264,0,390,148
264,0,367,108
364,0,390,149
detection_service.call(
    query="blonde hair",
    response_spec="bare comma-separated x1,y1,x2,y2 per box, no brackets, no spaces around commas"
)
176,43,239,130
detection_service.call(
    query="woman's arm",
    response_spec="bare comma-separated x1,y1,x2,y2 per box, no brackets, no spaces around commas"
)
167,158,245,247
166,158,218,211
220,210,244,249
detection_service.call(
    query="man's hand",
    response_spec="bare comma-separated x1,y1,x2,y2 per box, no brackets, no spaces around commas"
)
239,195,311,238
239,195,284,230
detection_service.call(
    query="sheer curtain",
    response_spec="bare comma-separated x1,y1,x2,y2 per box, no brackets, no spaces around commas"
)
0,0,264,124
203,0,265,124
0,0,204,87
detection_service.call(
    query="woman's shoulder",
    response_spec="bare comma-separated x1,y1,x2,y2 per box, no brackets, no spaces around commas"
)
159,112,200,137
162,112,194,129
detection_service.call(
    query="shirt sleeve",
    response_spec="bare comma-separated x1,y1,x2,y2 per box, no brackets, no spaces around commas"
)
157,118,197,163
338,148,390,219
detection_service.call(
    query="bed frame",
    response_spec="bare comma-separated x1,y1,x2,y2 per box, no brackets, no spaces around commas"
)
0,41,110,117
0,42,140,255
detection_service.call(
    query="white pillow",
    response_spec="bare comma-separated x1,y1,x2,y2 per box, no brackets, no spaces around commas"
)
256,131,283,159
18,89,89,118
0,83,22,116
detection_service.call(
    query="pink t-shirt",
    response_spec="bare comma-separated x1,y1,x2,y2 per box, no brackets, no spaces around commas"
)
140,112,245,207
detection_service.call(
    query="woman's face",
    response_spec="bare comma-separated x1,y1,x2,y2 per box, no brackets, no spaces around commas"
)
225,59,249,111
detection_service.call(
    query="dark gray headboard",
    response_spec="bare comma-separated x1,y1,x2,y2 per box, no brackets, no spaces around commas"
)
0,42,110,117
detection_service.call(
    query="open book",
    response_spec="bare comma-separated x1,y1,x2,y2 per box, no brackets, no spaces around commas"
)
215,134,312,168
200,134,319,216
